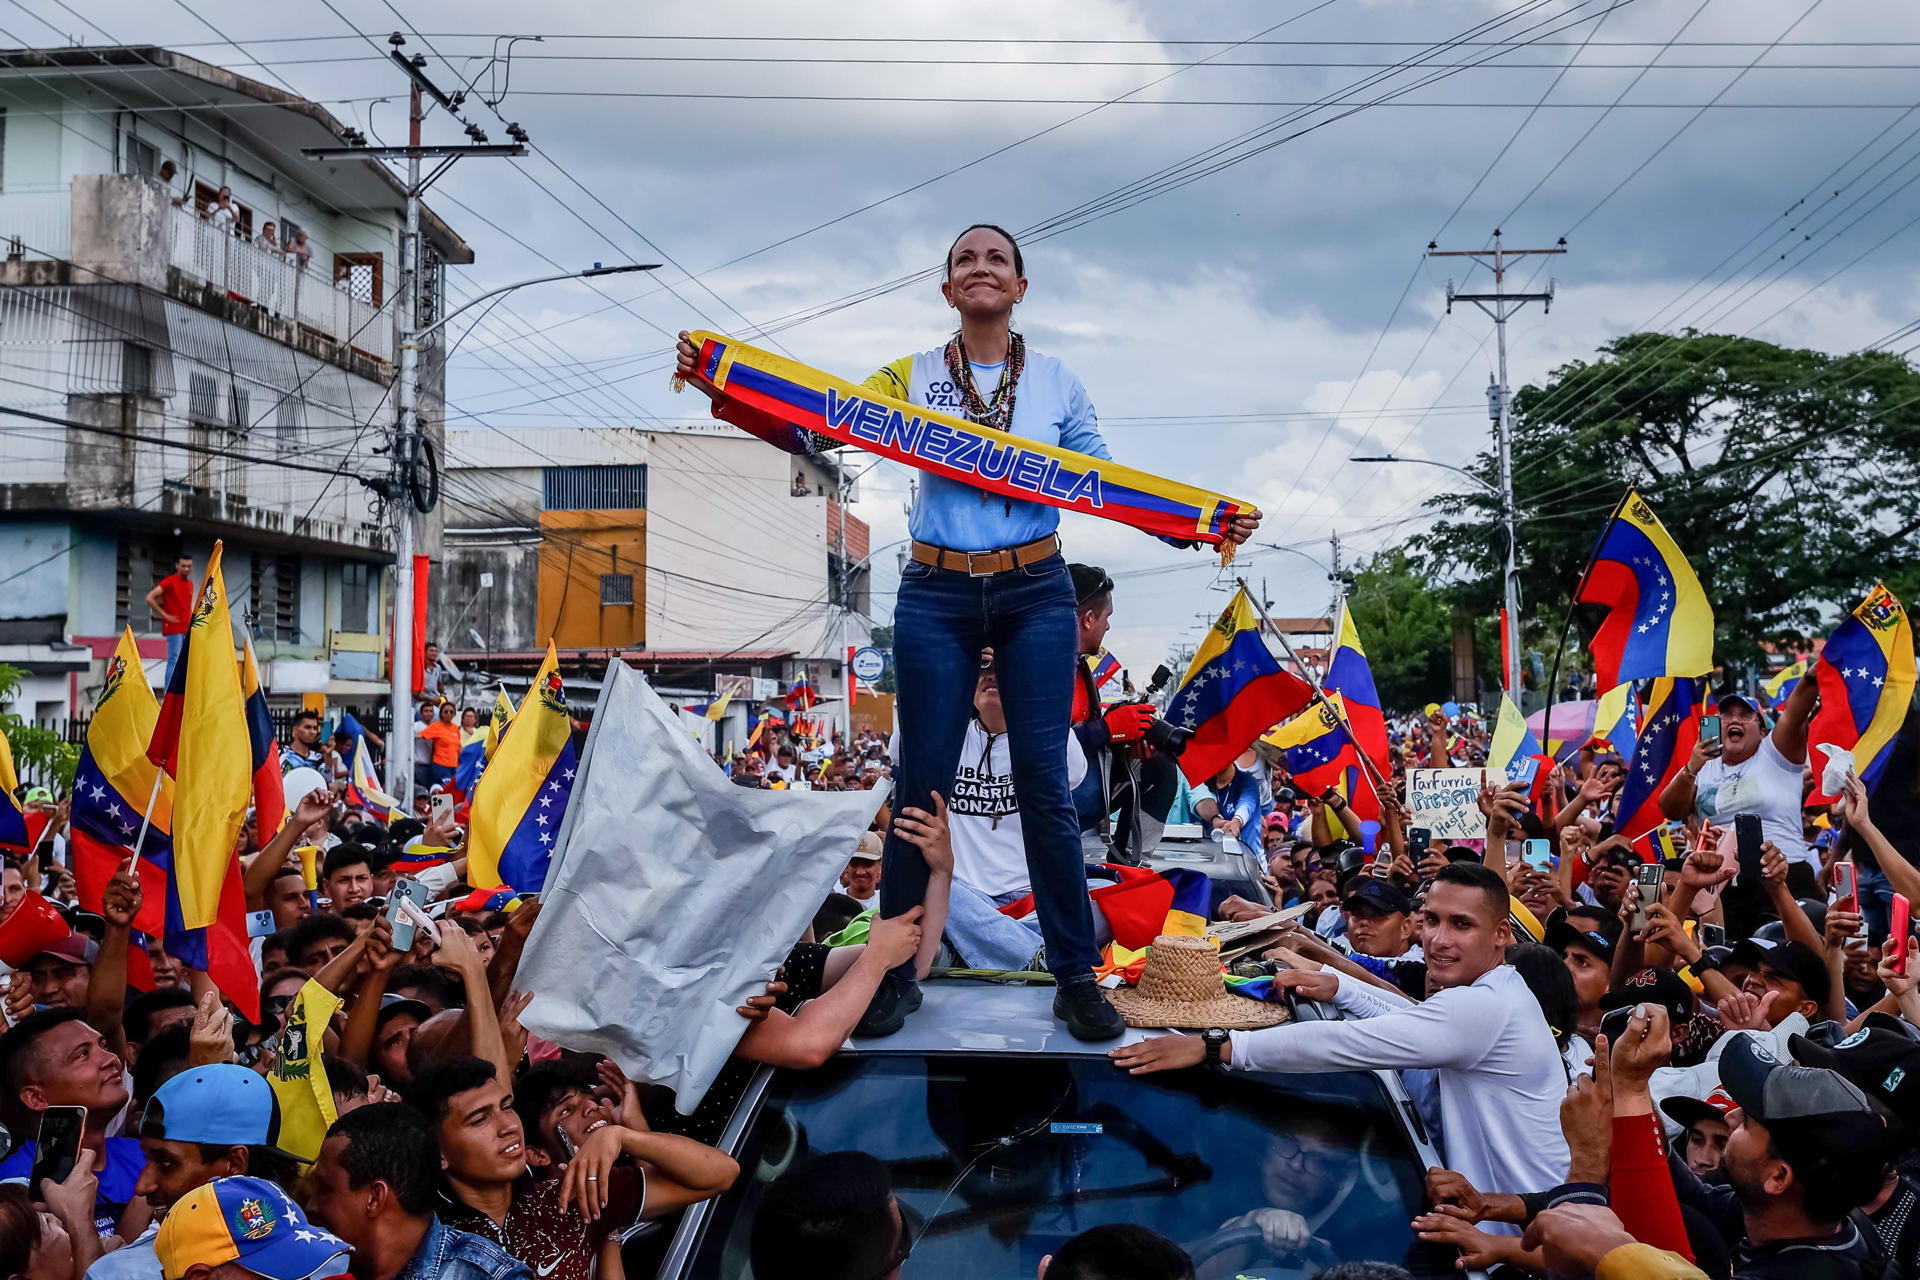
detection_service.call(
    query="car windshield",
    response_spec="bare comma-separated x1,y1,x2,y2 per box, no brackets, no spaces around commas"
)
685,1053,1450,1279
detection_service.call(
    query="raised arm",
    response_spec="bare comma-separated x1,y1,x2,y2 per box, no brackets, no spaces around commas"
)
891,795,950,981
738,910,924,1070
244,789,331,908
1842,775,1920,904
560,1123,738,1222
85,857,142,1059
1771,670,1817,765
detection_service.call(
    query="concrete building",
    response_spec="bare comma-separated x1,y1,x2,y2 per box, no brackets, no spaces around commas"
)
0,46,469,720
434,426,872,739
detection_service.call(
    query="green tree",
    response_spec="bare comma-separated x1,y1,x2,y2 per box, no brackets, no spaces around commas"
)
0,664,77,791
866,625,896,694
1417,331,1920,668
1347,548,1459,712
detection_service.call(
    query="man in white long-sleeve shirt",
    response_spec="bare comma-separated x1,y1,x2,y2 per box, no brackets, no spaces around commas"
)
1112,862,1569,1206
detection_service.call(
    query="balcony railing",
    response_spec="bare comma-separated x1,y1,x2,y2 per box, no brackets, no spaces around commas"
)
0,189,73,262
168,209,393,363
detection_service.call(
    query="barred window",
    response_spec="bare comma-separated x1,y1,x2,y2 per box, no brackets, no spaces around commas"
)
543,464,646,511
600,573,634,606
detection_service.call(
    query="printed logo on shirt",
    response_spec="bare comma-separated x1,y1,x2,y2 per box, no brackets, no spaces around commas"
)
925,379,961,410
1838,1030,1872,1050
1887,1066,1908,1093
949,752,1018,821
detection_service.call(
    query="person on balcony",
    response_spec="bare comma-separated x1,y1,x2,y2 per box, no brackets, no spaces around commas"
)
207,186,238,233
287,228,313,270
255,221,283,258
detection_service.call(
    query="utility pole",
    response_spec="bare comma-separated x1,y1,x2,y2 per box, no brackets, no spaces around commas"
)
1328,530,1343,618
1428,230,1564,701
304,35,526,806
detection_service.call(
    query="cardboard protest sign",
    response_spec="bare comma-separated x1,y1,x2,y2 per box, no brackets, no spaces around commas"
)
1407,767,1489,841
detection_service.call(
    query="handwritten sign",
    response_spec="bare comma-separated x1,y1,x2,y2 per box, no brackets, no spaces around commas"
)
1407,768,1489,841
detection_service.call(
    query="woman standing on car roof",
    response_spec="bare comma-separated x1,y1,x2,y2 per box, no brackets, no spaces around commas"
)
677,225,1260,1043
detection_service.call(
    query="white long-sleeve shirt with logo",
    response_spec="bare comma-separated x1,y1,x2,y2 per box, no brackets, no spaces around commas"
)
1227,963,1570,1201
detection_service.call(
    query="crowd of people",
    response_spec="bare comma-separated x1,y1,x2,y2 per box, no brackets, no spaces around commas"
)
0,210,1911,1280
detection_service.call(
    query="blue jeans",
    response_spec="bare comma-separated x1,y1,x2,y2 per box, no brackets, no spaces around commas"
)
164,633,185,685
1858,864,1895,941
881,553,1100,984
943,880,1116,972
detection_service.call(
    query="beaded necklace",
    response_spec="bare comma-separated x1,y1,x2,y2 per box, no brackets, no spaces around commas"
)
944,329,1026,433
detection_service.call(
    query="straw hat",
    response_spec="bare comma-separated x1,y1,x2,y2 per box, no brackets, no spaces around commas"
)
1105,935,1291,1030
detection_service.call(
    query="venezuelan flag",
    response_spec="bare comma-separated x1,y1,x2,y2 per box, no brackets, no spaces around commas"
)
1263,693,1376,821
1763,657,1810,709
467,643,578,891
454,885,521,913
1613,676,1707,840
454,735,486,794
1324,610,1389,775
1006,866,1212,953
693,686,735,722
346,736,402,822
72,630,169,935
1489,693,1546,783
485,690,514,757
1575,490,1715,692
1164,586,1314,787
786,675,816,710
76,629,254,1020
390,844,452,873
1590,681,1640,761
1087,649,1122,691
145,542,251,932
0,727,30,855
1808,584,1916,803
239,635,285,843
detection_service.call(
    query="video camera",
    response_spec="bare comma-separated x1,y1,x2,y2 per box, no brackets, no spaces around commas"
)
1111,662,1192,758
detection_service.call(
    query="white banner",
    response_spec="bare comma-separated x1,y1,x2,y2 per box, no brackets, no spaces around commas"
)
518,659,888,1112
1407,767,1490,841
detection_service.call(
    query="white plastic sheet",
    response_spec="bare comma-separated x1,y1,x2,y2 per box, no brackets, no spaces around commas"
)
516,659,888,1113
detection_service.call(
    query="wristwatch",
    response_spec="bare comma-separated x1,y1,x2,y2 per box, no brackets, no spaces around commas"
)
1688,949,1719,975
1201,1027,1230,1068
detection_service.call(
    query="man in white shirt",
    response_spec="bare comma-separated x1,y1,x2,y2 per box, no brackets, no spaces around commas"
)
1112,861,1570,1206
1660,683,1817,877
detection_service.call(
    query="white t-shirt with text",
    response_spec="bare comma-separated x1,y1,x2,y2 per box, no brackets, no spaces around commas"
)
1692,734,1810,866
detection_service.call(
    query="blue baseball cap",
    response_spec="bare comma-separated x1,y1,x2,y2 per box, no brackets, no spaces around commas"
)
1716,692,1764,715
145,1065,296,1158
156,1177,350,1280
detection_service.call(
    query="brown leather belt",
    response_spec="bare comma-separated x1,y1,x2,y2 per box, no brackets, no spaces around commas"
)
910,534,1061,576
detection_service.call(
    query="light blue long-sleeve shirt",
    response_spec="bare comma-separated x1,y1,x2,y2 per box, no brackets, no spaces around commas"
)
887,348,1111,552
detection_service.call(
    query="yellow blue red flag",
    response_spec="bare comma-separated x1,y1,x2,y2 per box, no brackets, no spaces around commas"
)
239,635,285,843
1808,584,1916,804
1164,586,1313,787
1591,681,1639,760
1324,609,1389,775
264,979,340,1161
1262,693,1377,820
346,735,402,823
1763,657,1810,709
1614,676,1708,840
467,643,578,890
0,725,28,855
1489,693,1546,782
1574,490,1714,691
146,542,250,932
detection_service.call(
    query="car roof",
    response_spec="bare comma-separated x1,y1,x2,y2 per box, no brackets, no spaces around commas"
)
847,978,1168,1055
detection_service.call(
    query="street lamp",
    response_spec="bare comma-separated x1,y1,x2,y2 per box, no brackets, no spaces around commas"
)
1353,450,1522,698
385,261,658,807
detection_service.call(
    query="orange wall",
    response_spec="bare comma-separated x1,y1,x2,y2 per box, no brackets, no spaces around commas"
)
536,510,647,649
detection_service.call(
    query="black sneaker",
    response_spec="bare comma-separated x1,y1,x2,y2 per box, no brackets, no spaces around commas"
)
853,970,922,1038
1053,981,1125,1041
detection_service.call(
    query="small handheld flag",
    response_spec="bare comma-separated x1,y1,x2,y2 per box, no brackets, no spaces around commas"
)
467,643,578,891
1613,676,1707,841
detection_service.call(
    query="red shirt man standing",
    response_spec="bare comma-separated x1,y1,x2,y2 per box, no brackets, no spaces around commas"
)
145,554,195,685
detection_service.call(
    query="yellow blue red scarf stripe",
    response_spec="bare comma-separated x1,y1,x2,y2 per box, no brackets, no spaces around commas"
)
1575,490,1714,690
1808,583,1915,803
682,331,1252,551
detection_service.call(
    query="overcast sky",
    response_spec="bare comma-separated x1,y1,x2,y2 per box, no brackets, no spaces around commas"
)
37,0,1920,673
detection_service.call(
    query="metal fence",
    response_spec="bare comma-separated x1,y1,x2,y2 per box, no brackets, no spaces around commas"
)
14,705,397,791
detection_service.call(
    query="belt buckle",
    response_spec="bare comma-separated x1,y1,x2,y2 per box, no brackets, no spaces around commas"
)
965,549,999,577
